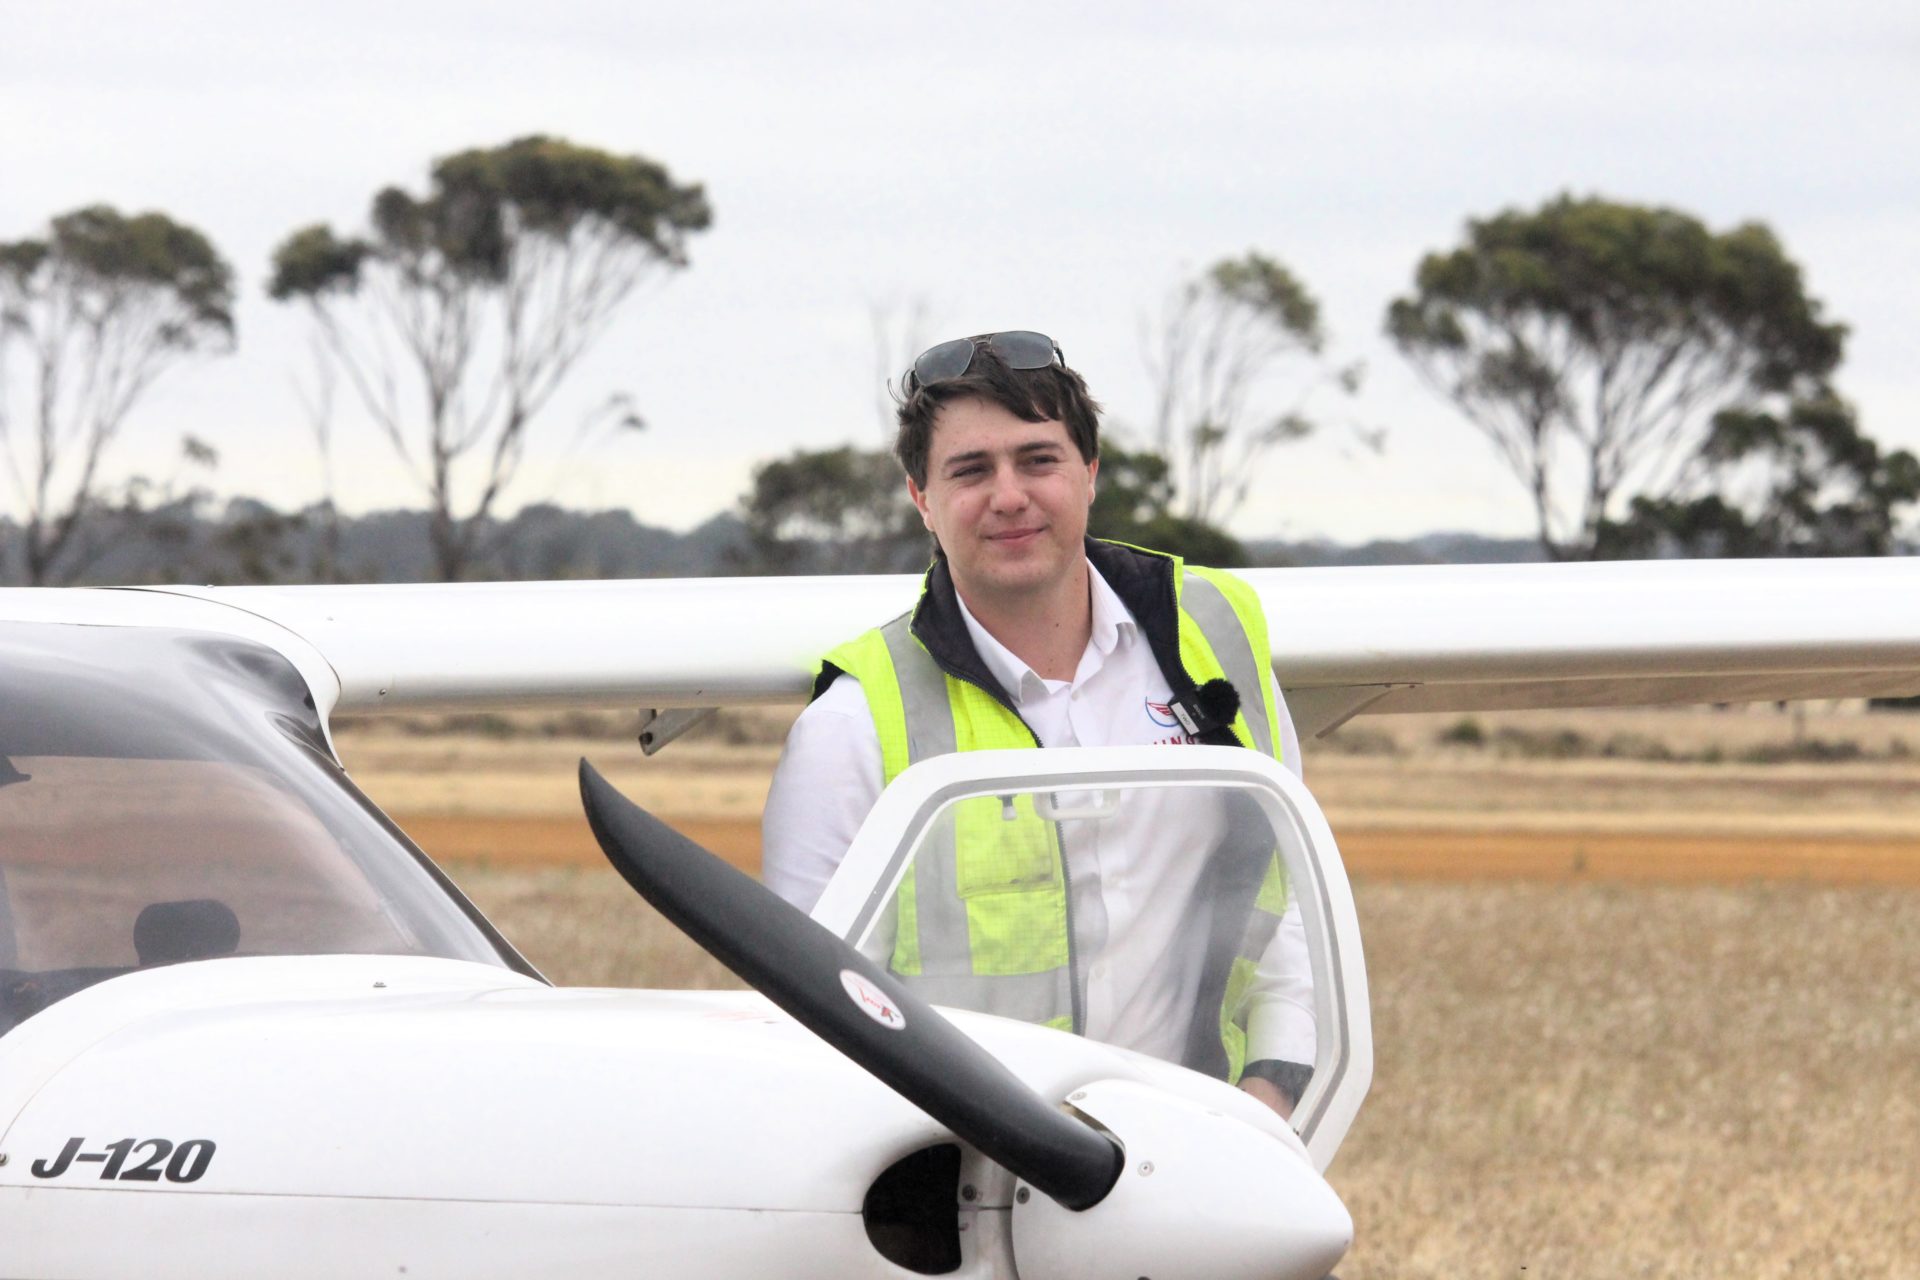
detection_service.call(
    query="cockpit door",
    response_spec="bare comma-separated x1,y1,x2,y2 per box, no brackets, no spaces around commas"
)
810,744,1371,1171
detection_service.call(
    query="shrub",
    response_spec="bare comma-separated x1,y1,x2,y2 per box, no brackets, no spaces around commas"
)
1317,726,1402,757
1494,726,1592,759
1738,738,1866,764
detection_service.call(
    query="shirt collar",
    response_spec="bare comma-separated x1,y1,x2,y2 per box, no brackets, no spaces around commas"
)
952,560,1138,704
1087,561,1135,656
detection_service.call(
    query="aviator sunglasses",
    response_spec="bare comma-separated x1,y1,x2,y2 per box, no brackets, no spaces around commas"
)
904,330,1064,392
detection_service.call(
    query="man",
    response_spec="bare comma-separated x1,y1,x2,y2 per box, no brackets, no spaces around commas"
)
762,331,1313,1116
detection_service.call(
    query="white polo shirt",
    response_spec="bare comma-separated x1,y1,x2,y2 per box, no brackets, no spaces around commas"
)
761,562,1314,1067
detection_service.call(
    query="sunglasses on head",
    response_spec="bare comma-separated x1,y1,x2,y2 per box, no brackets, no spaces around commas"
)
904,331,1064,392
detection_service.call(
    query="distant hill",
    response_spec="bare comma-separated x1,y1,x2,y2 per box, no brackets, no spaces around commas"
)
1245,532,1546,567
2,499,1547,585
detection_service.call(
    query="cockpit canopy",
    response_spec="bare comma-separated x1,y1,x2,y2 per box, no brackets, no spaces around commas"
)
0,623,529,1035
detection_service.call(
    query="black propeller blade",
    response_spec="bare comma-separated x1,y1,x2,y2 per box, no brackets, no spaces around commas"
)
578,759,1123,1211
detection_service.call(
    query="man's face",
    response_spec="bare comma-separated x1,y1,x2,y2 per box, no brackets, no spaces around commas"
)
907,397,1098,602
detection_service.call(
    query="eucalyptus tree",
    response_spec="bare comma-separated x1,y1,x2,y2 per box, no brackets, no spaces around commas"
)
269,135,711,580
736,446,928,575
1600,394,1920,558
1388,195,1846,560
0,206,234,583
1144,252,1361,527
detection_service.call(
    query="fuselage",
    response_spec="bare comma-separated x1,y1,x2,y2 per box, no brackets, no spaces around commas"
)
0,955,1345,1279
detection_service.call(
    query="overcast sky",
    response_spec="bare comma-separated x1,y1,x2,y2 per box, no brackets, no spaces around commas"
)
4,1,1915,543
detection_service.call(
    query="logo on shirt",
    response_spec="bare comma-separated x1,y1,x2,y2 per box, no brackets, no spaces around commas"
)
1144,697,1180,728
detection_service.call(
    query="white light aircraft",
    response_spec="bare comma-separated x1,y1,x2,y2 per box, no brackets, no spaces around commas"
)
1,558,1916,1279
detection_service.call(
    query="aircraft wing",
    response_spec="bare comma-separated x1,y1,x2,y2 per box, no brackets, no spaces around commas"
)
128,556,1920,737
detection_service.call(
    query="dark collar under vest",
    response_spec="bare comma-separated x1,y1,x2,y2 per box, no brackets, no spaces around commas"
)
906,540,1232,738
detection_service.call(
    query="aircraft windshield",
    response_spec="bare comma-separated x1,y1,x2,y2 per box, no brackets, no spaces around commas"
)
0,623,530,1036
817,759,1324,1094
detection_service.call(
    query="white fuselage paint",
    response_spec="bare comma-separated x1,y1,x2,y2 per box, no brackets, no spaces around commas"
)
0,956,1346,1280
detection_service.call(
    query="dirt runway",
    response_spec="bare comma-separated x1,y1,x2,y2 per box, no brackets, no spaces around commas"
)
343,707,1920,887
393,812,1920,884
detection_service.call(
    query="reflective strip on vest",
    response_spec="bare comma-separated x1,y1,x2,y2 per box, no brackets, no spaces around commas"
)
883,618,955,761
1178,571,1274,756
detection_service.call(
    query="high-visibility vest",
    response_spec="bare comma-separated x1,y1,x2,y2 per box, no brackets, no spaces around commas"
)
819,544,1290,1082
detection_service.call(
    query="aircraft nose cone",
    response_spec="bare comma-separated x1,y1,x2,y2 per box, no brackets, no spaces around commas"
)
1011,1079,1351,1280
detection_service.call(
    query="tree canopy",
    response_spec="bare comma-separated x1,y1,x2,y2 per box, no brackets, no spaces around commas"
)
1597,394,1920,558
268,135,711,580
735,445,928,574
1388,194,1847,560
1087,443,1247,566
0,204,234,583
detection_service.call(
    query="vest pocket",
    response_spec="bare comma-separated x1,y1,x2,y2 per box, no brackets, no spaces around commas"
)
951,795,1061,897
950,797,1070,976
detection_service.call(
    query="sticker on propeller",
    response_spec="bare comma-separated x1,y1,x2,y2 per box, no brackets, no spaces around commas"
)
840,969,906,1030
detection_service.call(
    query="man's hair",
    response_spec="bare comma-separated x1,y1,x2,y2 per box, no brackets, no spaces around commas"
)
893,339,1102,487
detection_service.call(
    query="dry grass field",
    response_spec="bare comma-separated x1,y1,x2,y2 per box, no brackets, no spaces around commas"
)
336,705,1920,1279
1339,881,1918,1278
